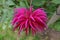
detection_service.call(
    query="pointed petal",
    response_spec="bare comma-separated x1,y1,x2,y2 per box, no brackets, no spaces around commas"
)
30,15,35,21
34,17,47,27
25,27,29,35
32,22,41,32
31,28,36,36
29,6,33,12
12,18,18,25
13,23,20,31
18,15,24,19
40,16,48,22
33,8,47,17
25,19,28,28
29,21,36,31
18,25,23,34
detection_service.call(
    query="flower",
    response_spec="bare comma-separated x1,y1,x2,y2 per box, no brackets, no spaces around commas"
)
12,6,48,35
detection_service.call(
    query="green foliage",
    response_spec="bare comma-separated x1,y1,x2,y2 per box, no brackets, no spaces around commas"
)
49,19,60,31
32,0,46,6
52,0,60,4
33,35,40,40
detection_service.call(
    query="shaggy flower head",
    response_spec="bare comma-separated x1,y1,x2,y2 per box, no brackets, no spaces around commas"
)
12,6,48,35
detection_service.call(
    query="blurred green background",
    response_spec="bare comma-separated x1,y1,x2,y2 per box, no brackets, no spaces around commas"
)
0,0,60,40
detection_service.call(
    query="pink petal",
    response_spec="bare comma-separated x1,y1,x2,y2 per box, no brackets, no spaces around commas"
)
13,22,20,31
30,15,35,21
25,27,29,35
32,22,41,32
29,6,33,12
34,17,47,27
25,19,28,29
40,16,47,22
18,15,24,19
12,18,18,25
29,21,36,31
14,8,27,14
31,28,36,36
33,8,47,17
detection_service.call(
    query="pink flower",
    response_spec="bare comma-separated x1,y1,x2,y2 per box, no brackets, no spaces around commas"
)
12,7,48,35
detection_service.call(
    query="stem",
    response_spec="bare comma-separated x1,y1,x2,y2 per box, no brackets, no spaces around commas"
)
30,0,33,7
24,0,29,8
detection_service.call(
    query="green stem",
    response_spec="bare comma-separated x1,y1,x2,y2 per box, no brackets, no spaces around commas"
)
30,0,33,7
24,0,29,8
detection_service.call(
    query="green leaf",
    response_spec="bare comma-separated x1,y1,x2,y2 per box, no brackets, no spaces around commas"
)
6,0,15,6
20,1,26,7
0,34,4,40
0,0,5,5
1,9,8,22
49,19,60,31
32,0,46,6
52,0,60,4
54,20,60,31
33,35,40,40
